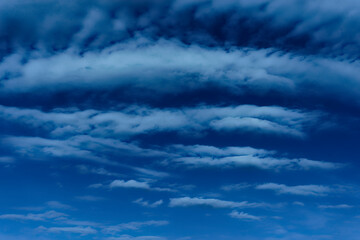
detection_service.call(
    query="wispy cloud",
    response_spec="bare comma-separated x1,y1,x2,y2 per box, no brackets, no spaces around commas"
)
229,210,262,221
103,220,169,235
0,156,14,163
46,201,73,210
0,211,66,221
37,226,97,235
76,195,104,202
133,198,163,208
318,204,353,209
169,197,264,209
0,104,318,139
109,180,174,192
170,144,341,171
77,165,124,177
106,235,166,240
256,183,332,196
221,183,252,191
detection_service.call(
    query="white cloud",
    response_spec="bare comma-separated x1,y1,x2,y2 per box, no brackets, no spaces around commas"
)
132,167,170,178
77,165,124,177
37,226,97,235
0,156,14,163
89,183,104,189
0,211,66,221
109,180,174,192
3,136,109,164
76,195,104,202
169,197,263,209
46,201,72,210
110,180,150,189
103,220,169,235
106,235,166,240
2,38,360,106
229,210,262,221
133,198,163,208
318,204,353,209
256,183,332,196
2,135,165,165
170,144,341,171
0,104,318,139
293,201,305,206
221,183,252,191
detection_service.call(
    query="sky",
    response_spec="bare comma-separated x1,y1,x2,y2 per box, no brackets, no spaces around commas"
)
0,0,360,239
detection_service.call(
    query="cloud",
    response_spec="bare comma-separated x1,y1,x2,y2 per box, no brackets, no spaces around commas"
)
0,156,14,163
169,197,263,208
1,0,360,58
0,211,66,221
103,220,169,235
2,136,109,164
256,183,332,196
1,121,340,172
132,167,170,178
221,183,252,191
37,226,97,235
77,165,124,177
46,201,72,210
229,210,262,221
106,236,166,240
89,183,104,189
76,195,104,202
133,198,163,208
2,135,165,165
318,204,353,209
170,144,341,170
1,38,360,106
110,180,151,189
0,104,318,139
109,180,174,192
293,201,305,206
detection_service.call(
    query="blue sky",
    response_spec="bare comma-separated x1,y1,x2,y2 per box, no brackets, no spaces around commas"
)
0,0,360,239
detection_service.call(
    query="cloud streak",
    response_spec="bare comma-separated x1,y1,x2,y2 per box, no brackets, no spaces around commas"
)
110,180,174,192
170,144,341,171
37,226,97,235
0,104,318,138
103,220,169,235
256,183,332,196
169,197,264,209
229,210,262,221
0,211,66,221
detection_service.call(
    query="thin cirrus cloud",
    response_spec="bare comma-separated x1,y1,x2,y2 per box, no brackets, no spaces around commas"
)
1,207,168,237
1,38,360,105
37,226,97,235
0,0,358,239
102,220,169,235
221,183,252,191
1,0,360,57
106,235,167,240
133,198,164,208
169,144,341,170
318,204,354,209
168,197,264,209
229,210,262,221
0,211,66,221
76,195,104,202
109,180,175,192
0,104,319,138
0,156,14,163
2,133,340,172
2,135,167,165
256,183,332,196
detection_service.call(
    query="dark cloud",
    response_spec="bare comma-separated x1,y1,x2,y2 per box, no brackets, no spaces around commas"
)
1,0,360,57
